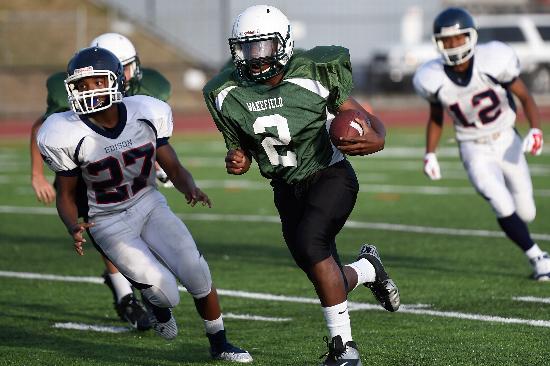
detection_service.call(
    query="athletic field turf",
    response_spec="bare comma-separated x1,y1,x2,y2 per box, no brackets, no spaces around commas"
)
1,126,549,365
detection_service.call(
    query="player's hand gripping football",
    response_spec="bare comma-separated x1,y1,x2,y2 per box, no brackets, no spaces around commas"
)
68,221,95,256
225,148,251,175
337,115,384,156
522,128,543,156
423,152,442,180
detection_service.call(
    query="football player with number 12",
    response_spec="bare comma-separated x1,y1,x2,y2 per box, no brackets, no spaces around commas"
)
413,7,549,280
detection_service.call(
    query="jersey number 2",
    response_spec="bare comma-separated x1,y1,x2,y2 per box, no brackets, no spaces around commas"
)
87,143,155,204
252,114,297,167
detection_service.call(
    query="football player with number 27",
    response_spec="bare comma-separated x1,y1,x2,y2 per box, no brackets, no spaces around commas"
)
29,33,173,330
204,5,400,366
37,46,252,363
413,7,549,280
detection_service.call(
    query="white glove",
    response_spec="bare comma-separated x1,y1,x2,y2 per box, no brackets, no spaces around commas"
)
155,166,170,183
423,152,441,180
522,128,543,156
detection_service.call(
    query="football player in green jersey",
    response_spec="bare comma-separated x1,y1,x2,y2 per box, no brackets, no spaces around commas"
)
204,5,400,366
29,33,171,331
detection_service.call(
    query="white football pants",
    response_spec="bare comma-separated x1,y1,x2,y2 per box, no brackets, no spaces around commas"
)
89,190,212,308
459,127,536,222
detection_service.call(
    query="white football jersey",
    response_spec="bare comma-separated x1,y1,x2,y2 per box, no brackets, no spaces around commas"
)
37,95,173,217
413,41,520,141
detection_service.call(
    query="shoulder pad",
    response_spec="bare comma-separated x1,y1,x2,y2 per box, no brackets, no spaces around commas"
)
292,46,350,66
44,71,70,118
203,67,238,100
37,111,86,149
124,95,170,117
413,59,445,102
124,95,173,138
136,68,172,102
475,41,520,82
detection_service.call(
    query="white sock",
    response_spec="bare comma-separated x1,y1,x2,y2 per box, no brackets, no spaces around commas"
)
322,301,352,344
526,243,544,259
346,258,376,289
204,314,224,335
108,272,133,303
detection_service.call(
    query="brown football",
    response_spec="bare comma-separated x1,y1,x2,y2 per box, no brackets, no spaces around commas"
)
329,110,364,146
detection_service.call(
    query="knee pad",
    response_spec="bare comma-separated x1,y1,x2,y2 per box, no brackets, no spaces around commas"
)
516,204,536,223
290,243,331,271
177,253,213,299
141,282,180,308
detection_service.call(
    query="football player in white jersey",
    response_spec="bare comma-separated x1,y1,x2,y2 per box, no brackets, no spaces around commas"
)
413,7,549,280
29,33,177,331
37,47,252,363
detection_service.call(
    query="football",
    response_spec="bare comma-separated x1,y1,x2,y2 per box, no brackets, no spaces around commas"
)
329,109,364,146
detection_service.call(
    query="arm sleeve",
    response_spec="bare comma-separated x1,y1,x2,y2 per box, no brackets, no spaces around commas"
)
317,47,354,113
413,65,440,103
139,97,174,140
203,87,243,150
36,116,81,175
38,138,79,174
139,68,172,102
496,45,520,83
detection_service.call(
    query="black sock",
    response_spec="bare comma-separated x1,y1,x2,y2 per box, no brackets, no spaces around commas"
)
497,213,535,252
207,329,227,351
142,296,171,322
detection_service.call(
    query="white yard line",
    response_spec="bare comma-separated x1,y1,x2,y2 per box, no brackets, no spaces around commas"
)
1,205,549,241
513,296,550,304
224,313,291,322
2,270,549,328
53,322,130,333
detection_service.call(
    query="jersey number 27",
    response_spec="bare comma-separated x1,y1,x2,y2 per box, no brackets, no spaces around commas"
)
87,143,155,204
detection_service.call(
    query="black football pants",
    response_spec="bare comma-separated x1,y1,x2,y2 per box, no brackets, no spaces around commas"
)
271,159,359,272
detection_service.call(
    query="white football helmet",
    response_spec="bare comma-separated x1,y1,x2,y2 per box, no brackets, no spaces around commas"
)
229,5,294,81
432,7,478,66
89,33,142,85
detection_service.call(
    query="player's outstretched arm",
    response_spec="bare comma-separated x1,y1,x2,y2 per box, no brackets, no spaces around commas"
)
156,143,212,207
30,116,56,204
225,148,251,175
509,78,544,155
336,97,386,156
424,103,444,180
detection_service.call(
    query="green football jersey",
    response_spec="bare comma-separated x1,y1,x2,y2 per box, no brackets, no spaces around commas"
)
203,46,353,184
43,68,171,119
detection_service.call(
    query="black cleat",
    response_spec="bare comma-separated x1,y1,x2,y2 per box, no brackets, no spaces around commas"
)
358,244,400,312
320,335,362,366
102,271,151,330
117,294,152,331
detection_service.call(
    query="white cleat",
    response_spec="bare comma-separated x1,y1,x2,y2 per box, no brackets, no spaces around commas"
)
530,252,550,281
149,311,178,340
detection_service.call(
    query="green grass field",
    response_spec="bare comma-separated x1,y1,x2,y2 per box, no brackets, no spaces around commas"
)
1,126,549,366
